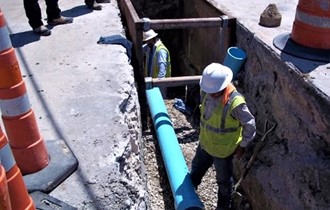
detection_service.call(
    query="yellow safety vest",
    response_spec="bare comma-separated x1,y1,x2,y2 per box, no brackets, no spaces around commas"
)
199,91,245,158
144,41,171,78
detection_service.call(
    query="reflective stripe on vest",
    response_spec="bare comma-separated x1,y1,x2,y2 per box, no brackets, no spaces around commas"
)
200,120,240,134
200,91,241,134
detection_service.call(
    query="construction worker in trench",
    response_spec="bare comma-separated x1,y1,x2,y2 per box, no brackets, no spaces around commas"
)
142,29,171,97
190,63,256,210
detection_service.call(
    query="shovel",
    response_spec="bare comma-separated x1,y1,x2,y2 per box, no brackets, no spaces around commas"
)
231,119,277,207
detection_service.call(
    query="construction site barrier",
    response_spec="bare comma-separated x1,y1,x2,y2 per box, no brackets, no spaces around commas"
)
291,0,330,49
0,126,35,210
0,164,11,210
0,9,78,195
0,9,49,174
273,0,330,62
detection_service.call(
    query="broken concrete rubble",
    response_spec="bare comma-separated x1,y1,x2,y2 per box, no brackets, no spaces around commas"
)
259,4,282,27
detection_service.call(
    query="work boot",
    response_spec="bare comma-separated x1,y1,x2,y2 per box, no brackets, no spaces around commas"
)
96,0,110,3
85,0,102,10
48,16,73,25
33,25,51,36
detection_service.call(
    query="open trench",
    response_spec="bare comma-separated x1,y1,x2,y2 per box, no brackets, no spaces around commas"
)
142,97,255,210
125,0,243,209
121,0,256,209
118,0,330,210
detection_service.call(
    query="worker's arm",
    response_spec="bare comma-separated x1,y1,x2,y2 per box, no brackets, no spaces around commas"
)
231,104,256,147
156,49,168,78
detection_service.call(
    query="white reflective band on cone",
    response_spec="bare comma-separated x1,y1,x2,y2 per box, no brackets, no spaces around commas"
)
0,26,12,52
0,143,16,172
296,10,330,28
0,94,31,117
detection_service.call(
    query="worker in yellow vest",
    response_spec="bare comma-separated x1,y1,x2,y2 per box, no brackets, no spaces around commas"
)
143,29,171,78
190,63,256,210
143,29,171,97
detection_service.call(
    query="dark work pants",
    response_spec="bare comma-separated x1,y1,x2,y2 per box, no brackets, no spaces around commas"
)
85,0,96,7
23,0,61,29
190,144,233,209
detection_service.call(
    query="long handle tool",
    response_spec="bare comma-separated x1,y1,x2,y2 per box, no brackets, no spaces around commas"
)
232,119,277,198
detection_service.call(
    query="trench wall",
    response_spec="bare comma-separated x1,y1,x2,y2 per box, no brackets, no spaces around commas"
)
233,23,330,210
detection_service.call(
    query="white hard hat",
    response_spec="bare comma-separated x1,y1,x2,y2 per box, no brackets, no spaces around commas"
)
200,63,233,93
143,29,158,42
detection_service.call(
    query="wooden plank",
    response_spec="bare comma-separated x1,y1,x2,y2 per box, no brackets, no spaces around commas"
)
119,0,148,129
148,76,202,87
149,17,235,30
119,0,140,44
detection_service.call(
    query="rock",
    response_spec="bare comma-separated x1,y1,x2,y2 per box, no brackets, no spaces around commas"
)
259,4,282,27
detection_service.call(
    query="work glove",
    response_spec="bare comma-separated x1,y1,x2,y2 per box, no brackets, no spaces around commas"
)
234,146,245,159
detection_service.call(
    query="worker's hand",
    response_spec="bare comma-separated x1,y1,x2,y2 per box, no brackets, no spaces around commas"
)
234,146,245,159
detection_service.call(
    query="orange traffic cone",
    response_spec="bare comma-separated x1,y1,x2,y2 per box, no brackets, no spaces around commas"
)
0,9,49,174
273,0,330,62
0,127,35,210
0,164,11,210
291,0,330,49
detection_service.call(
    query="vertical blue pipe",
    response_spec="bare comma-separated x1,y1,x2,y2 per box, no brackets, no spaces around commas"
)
146,87,204,210
223,47,247,80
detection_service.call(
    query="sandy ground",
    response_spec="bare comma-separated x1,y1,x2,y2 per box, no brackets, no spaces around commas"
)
1,0,146,209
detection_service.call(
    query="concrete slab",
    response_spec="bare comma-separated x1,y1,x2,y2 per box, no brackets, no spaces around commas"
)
1,0,146,209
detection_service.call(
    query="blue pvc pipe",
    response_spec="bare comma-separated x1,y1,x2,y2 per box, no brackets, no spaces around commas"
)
223,47,247,80
146,87,204,210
